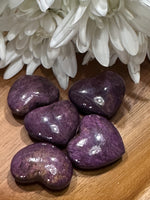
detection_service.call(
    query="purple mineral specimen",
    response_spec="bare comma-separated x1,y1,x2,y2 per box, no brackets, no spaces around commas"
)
24,100,79,146
69,70,125,118
7,75,59,116
67,114,125,169
11,143,73,190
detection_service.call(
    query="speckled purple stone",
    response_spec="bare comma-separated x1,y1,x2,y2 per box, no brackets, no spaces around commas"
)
69,70,125,118
7,75,59,116
67,114,125,169
11,143,73,190
24,100,79,146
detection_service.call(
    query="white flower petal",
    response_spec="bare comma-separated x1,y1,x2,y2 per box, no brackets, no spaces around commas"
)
114,48,129,64
0,15,16,31
147,38,150,60
7,23,26,41
1,42,20,68
51,12,62,26
36,0,54,12
29,35,43,48
140,0,150,7
109,17,124,51
46,46,60,70
109,50,118,66
71,4,88,25
24,21,39,36
78,14,89,46
131,17,150,37
52,60,69,90
4,57,23,79
0,60,6,69
127,1,150,36
47,47,60,60
132,33,147,64
91,0,108,16
82,51,94,65
76,15,93,53
55,28,77,48
129,60,140,75
29,10,46,21
26,58,40,75
41,55,49,69
61,42,77,78
0,0,8,15
41,40,51,69
40,14,56,33
115,14,139,56
50,9,77,48
31,43,41,59
19,1,38,14
128,62,140,83
9,0,24,9
16,34,28,50
92,27,110,66
0,32,6,60
23,50,33,64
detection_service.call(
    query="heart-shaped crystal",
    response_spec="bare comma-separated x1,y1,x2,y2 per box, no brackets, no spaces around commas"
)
11,143,73,190
24,100,79,147
8,75,59,116
69,71,125,118
67,114,125,169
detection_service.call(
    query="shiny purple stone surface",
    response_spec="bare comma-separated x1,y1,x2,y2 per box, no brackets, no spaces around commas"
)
11,143,73,190
7,75,59,116
24,100,79,146
69,70,125,118
67,114,125,169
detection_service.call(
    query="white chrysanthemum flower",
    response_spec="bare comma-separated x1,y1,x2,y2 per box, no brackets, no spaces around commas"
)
0,0,150,88
0,1,77,89
50,0,150,84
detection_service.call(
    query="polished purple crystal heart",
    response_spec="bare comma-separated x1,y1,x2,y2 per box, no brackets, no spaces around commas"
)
67,114,125,169
24,100,79,146
69,70,125,118
11,143,73,190
8,75,59,116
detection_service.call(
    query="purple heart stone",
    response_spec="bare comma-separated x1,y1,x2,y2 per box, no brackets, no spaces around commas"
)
67,114,125,169
24,100,79,146
7,75,59,116
11,143,73,190
69,70,125,118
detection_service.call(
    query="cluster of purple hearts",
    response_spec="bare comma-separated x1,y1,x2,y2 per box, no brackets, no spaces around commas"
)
8,70,125,191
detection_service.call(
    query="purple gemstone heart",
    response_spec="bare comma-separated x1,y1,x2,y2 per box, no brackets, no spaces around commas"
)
8,75,59,116
11,143,73,190
69,70,125,118
24,100,79,146
67,114,125,169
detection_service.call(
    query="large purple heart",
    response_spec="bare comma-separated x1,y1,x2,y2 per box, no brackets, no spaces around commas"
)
67,114,125,169
24,100,79,147
11,143,73,190
8,75,59,116
69,70,125,118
